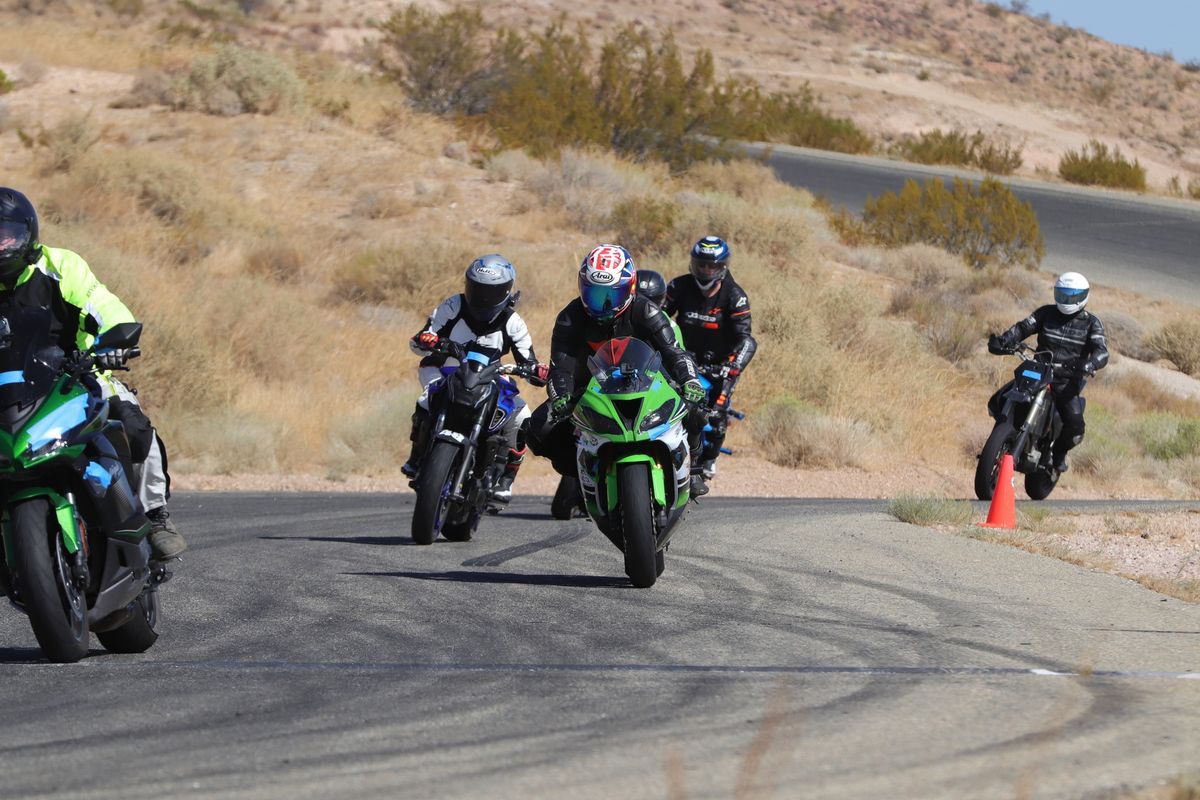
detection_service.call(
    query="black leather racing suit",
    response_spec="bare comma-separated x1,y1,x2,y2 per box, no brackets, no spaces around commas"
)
996,305,1109,466
663,271,757,464
529,295,698,477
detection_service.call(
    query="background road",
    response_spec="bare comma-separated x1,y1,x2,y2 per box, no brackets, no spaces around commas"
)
1,494,1196,799
761,145,1200,306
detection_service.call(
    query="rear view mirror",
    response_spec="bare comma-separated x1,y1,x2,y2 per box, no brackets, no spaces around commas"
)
94,322,143,351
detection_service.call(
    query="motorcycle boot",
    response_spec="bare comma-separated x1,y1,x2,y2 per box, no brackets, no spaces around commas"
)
147,506,187,559
491,447,525,504
401,408,431,479
698,458,717,481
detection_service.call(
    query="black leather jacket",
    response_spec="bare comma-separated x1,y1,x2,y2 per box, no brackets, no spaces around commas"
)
663,272,757,370
548,295,697,400
1000,306,1109,376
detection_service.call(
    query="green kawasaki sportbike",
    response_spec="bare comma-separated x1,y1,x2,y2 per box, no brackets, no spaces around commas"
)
572,338,691,588
0,309,168,663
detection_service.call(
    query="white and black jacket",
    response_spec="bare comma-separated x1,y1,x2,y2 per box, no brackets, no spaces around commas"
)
411,294,538,367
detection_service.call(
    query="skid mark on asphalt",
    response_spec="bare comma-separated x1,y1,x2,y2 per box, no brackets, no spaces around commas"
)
460,526,591,567
67,660,1200,680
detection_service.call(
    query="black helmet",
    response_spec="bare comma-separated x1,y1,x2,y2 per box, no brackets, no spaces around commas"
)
0,188,39,281
689,235,730,291
464,254,516,324
635,269,667,306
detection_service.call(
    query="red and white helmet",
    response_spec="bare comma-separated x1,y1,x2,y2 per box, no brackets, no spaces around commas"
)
578,244,636,321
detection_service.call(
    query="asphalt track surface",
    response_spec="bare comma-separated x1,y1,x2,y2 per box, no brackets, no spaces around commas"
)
762,145,1200,305
1,493,1197,799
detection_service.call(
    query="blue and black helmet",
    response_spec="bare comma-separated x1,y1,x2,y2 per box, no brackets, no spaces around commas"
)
689,236,730,290
464,254,516,323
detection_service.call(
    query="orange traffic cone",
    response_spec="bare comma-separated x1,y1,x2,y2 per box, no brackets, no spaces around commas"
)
980,454,1017,529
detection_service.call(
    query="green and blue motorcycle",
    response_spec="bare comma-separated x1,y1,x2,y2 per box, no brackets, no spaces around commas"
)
0,309,168,663
571,337,691,588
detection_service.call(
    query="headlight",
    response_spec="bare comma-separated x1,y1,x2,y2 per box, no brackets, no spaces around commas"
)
573,404,622,435
639,399,678,432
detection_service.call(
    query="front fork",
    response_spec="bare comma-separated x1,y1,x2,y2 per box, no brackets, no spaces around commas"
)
1012,386,1051,465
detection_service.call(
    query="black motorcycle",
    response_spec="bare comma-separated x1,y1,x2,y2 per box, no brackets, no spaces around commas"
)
410,341,541,544
976,337,1086,502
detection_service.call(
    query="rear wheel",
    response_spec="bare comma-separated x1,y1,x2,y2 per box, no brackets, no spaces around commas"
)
10,498,89,662
412,441,460,545
1024,468,1059,501
96,589,159,653
618,463,658,588
975,419,1016,501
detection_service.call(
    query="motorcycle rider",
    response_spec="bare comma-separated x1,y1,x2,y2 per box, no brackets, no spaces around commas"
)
635,269,682,342
662,236,757,491
0,188,184,559
528,244,705,495
989,272,1108,473
402,254,548,503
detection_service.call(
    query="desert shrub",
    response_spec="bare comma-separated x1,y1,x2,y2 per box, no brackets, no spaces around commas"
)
857,177,1044,269
0,69,13,95
169,45,304,115
750,395,875,468
333,242,471,309
525,148,665,230
375,12,871,167
888,495,972,526
1189,177,1200,200
243,239,303,283
107,0,144,16
609,196,679,255
18,112,101,175
1102,310,1155,361
1145,319,1200,375
374,6,519,116
1131,413,1200,461
892,128,1022,174
1058,139,1146,190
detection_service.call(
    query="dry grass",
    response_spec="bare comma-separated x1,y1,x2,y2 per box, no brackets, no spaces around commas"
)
1,5,1196,489
888,495,973,526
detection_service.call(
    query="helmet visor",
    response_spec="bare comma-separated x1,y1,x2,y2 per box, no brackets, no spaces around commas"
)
580,281,633,320
1054,285,1088,307
690,257,726,284
0,221,30,260
464,279,512,318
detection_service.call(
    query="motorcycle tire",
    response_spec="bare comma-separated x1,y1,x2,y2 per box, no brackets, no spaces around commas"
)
551,475,582,521
10,498,90,663
96,588,159,653
1024,468,1059,501
975,419,1016,502
412,441,460,545
618,462,658,588
441,514,475,542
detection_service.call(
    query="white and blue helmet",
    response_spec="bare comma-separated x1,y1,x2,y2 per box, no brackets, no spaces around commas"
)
464,254,516,323
1054,272,1089,315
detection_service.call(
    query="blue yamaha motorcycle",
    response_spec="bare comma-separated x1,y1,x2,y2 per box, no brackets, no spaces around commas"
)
410,341,539,544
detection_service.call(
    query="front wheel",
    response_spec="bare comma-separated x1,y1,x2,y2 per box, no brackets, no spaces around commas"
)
412,441,460,545
1024,468,1059,501
618,463,658,588
96,589,159,653
10,498,90,662
975,419,1016,502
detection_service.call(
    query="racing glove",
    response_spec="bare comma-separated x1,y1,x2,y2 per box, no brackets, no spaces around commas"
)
682,379,706,406
530,363,550,387
413,332,438,350
94,349,132,370
550,393,574,419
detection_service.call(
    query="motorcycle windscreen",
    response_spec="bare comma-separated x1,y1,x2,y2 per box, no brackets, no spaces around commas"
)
586,337,662,394
0,307,65,410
